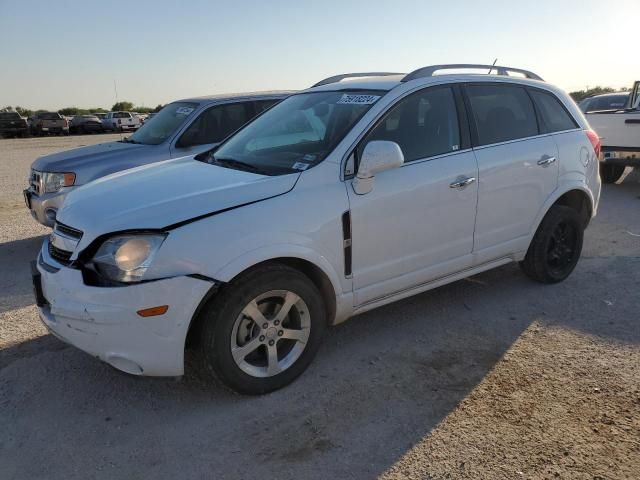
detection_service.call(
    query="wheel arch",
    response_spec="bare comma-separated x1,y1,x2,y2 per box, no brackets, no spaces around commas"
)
229,257,338,327
185,252,341,349
552,189,593,228
532,185,595,236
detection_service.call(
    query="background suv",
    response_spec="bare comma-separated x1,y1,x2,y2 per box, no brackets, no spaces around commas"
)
25,92,292,226
34,65,600,394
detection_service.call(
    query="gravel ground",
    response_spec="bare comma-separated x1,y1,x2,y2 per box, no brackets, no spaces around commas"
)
0,136,638,480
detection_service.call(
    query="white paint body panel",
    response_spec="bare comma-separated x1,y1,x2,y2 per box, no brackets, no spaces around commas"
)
347,150,478,306
586,111,640,149
473,135,559,253
39,74,601,376
37,243,211,376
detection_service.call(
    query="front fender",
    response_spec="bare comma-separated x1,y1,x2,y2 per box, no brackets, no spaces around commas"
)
214,243,345,299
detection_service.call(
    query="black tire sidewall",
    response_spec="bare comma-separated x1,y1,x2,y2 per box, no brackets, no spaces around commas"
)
600,164,625,184
200,266,326,395
523,205,584,283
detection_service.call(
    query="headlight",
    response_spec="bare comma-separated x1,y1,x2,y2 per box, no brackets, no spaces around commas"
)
92,234,166,282
42,172,75,193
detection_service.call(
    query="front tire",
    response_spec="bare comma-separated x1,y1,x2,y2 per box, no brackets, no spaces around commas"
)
199,264,326,395
520,205,584,284
600,164,625,184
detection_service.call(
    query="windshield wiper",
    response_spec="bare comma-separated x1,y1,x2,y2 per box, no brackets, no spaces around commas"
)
119,137,139,144
210,156,269,175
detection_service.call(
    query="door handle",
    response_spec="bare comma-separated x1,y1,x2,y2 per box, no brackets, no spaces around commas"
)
449,176,476,189
537,156,556,167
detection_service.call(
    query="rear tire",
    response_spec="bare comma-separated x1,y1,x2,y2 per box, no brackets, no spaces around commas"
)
520,205,584,284
600,164,625,184
198,264,326,395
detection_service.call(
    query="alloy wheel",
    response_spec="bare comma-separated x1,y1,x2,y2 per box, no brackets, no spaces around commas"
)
230,290,310,378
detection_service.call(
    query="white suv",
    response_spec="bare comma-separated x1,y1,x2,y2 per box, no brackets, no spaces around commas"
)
34,64,601,394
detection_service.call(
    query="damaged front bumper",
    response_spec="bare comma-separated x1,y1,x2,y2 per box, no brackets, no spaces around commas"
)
35,247,212,376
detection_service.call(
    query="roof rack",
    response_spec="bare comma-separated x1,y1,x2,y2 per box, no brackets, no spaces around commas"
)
402,64,543,82
311,72,404,88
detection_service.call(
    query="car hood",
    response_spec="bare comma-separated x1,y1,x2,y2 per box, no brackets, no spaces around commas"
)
57,156,300,242
31,141,147,172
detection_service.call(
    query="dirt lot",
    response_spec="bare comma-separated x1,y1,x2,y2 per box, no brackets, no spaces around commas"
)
0,136,638,480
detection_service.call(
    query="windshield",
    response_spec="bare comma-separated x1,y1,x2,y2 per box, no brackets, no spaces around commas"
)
128,102,198,145
211,91,383,175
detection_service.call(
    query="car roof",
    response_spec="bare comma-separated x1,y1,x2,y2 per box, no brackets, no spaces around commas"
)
176,90,296,104
309,75,404,92
307,73,550,93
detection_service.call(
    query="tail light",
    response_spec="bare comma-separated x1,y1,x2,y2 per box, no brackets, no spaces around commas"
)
585,129,601,158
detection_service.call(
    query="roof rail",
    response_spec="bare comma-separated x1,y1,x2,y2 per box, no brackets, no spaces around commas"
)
402,64,543,82
312,72,404,88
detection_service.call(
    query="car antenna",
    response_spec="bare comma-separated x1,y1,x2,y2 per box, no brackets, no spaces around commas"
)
488,58,497,75
113,79,123,142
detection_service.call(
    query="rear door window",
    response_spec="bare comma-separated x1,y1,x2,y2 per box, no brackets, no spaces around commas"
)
179,102,250,147
529,89,578,133
362,86,461,162
466,84,538,145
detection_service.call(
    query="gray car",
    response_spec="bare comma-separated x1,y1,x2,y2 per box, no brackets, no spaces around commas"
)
25,91,292,226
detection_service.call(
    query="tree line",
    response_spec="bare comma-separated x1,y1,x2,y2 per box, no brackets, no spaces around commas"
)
2,87,632,118
568,86,630,103
1,102,165,118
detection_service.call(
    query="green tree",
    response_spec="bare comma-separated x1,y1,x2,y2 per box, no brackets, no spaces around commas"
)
15,106,33,117
152,104,164,113
111,101,134,112
58,107,80,116
133,106,154,114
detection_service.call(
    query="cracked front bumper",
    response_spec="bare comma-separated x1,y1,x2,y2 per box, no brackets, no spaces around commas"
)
36,252,212,376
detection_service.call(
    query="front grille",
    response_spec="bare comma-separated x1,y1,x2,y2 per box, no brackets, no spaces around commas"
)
30,170,41,195
54,221,83,240
48,242,73,266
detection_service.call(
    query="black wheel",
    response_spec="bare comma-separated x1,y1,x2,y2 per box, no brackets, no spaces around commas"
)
198,264,326,395
600,164,625,184
520,205,584,284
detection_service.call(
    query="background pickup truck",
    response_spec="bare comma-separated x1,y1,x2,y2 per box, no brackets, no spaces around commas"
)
102,111,141,132
586,81,640,183
31,112,69,136
0,111,29,138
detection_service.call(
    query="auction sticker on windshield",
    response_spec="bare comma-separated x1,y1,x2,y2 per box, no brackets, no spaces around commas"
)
176,107,195,115
337,94,380,105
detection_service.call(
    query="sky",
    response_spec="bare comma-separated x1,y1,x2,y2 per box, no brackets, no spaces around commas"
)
1,0,637,111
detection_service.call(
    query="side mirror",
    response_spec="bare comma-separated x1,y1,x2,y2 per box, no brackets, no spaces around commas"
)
352,140,404,194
